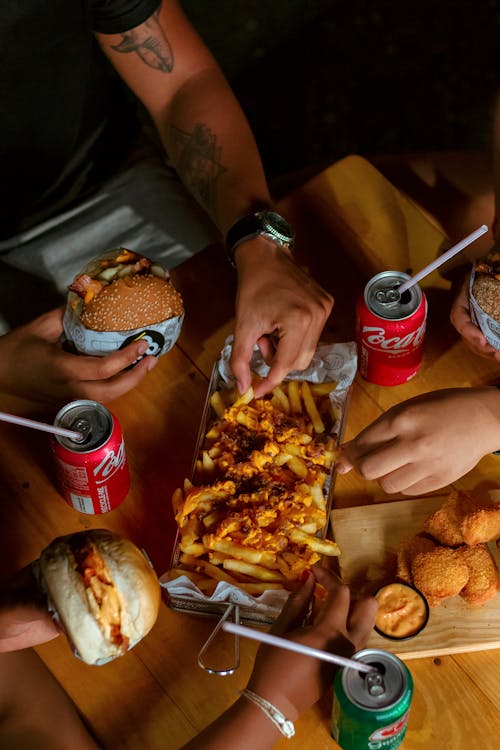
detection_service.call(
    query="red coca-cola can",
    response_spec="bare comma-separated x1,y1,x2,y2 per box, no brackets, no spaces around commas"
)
356,271,427,386
51,400,130,514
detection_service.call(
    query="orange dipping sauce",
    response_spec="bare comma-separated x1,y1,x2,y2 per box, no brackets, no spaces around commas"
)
374,582,429,639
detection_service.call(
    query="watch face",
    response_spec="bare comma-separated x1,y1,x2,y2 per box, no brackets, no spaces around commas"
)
261,211,294,243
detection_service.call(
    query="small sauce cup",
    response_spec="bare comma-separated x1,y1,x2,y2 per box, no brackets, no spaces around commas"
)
374,582,430,641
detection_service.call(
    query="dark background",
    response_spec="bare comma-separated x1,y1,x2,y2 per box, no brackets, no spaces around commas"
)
182,0,499,185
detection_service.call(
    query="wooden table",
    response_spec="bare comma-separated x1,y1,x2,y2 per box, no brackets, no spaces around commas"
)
0,155,499,749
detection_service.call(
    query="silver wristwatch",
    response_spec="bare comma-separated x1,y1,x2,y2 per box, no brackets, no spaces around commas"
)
225,209,295,266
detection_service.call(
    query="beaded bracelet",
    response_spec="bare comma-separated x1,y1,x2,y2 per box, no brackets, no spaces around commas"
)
239,689,295,738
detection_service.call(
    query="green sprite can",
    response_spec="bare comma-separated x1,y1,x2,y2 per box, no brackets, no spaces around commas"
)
332,649,413,749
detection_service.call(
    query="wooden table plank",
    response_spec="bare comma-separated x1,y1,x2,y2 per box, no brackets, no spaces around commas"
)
404,656,500,749
171,243,237,379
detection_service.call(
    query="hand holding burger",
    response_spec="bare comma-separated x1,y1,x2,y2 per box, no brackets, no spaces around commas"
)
37,529,161,665
466,248,500,352
63,248,184,358
471,249,500,322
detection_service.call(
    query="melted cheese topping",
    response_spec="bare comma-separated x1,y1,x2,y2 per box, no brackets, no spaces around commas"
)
71,541,129,652
375,583,428,638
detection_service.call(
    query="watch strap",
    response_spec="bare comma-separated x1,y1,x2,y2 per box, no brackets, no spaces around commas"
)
225,211,294,267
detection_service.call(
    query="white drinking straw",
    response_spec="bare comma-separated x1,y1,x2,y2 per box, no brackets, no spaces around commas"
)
397,224,489,295
0,411,83,441
223,621,375,675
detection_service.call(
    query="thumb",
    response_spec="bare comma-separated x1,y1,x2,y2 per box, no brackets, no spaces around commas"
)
229,334,255,395
335,446,354,474
271,572,316,636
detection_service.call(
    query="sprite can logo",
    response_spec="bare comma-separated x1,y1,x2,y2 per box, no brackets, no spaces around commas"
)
368,710,410,748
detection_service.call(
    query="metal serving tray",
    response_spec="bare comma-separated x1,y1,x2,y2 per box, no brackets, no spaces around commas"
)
162,341,356,625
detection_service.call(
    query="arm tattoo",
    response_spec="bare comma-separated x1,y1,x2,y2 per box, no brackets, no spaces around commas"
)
170,124,227,218
111,10,174,72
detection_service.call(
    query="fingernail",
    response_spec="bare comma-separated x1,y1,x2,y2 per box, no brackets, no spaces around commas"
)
146,356,158,371
314,584,328,601
137,341,149,355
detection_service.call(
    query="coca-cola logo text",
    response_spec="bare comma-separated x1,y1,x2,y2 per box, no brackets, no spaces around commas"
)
362,322,426,352
93,440,126,483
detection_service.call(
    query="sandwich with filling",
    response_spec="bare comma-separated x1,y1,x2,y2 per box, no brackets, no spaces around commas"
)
38,529,161,665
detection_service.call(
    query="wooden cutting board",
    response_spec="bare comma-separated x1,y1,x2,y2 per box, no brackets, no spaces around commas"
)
330,495,500,659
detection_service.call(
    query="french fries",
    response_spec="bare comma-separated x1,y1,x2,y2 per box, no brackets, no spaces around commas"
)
223,559,286,582
171,378,341,595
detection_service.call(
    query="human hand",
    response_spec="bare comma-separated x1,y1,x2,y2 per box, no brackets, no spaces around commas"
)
247,566,377,721
0,564,60,652
230,239,333,398
0,308,157,404
336,388,500,495
449,273,500,361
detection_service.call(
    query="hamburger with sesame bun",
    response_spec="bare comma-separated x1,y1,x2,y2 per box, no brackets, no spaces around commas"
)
471,249,500,322
63,248,184,357
468,248,500,350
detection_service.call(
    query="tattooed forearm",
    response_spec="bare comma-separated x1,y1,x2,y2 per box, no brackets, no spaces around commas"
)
169,124,227,218
111,10,174,72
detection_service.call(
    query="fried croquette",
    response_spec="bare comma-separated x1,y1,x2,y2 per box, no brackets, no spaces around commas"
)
461,505,500,545
423,489,476,546
396,534,437,584
411,547,470,606
458,544,500,606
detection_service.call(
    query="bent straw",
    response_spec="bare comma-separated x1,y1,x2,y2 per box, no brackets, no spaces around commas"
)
0,411,83,441
397,224,489,295
223,621,375,675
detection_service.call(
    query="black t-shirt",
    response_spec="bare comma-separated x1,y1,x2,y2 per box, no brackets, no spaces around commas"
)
1,0,160,240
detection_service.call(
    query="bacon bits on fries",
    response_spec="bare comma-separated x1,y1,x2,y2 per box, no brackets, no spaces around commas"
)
169,380,340,596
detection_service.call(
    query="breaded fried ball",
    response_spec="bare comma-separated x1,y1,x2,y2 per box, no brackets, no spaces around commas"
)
412,547,469,606
458,544,500,606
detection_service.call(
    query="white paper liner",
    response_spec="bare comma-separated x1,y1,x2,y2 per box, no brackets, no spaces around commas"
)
63,305,184,357
160,574,288,619
161,337,357,620
218,337,357,390
469,269,500,350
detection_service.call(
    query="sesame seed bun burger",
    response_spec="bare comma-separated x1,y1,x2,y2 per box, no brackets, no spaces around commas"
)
63,248,184,357
469,249,500,350
38,529,161,665
471,250,500,322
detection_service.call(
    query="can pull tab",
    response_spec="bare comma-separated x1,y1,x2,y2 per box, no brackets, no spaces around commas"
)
375,287,401,304
365,669,386,697
70,418,92,444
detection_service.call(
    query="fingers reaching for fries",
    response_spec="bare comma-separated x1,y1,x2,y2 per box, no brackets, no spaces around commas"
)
170,378,341,596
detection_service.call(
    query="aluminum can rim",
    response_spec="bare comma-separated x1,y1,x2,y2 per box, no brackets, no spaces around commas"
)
53,399,113,453
364,271,423,321
340,648,409,711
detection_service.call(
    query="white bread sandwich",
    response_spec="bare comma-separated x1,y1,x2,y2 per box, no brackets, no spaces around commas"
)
39,529,161,665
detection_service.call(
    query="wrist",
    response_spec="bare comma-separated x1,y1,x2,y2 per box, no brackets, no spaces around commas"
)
225,209,295,268
238,691,295,738
233,235,293,271
472,387,500,454
227,695,285,746
246,679,300,724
